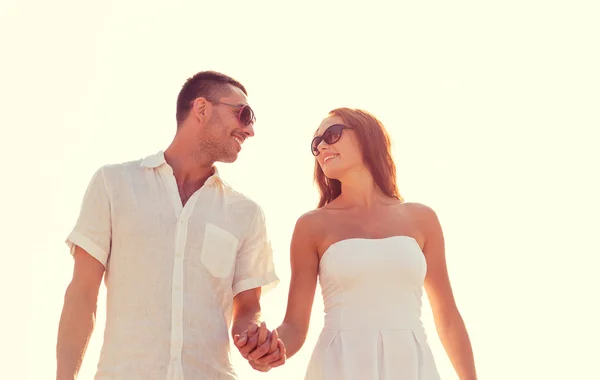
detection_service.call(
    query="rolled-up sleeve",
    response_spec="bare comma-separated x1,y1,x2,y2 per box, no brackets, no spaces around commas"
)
65,166,112,267
232,205,279,296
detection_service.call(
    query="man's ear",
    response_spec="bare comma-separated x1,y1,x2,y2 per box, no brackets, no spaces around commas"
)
191,97,210,123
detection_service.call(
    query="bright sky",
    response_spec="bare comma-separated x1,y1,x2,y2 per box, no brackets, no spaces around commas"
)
2,1,599,379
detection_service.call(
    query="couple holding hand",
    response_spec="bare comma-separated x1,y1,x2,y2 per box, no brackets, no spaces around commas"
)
57,70,476,380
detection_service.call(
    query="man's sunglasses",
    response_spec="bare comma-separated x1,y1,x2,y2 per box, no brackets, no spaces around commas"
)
213,101,256,126
311,124,351,156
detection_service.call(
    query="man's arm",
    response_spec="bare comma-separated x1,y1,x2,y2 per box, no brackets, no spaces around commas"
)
231,288,277,357
56,247,105,380
232,288,285,372
231,288,263,340
230,203,283,371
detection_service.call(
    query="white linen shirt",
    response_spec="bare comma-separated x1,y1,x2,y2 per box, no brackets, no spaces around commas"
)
66,151,279,380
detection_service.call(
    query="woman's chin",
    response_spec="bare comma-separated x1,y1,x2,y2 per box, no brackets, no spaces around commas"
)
323,167,342,180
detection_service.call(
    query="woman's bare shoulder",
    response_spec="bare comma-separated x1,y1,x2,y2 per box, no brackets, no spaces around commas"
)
400,201,438,218
294,207,329,233
399,202,443,239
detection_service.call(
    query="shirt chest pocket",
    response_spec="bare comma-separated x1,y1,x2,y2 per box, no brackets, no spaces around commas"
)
201,223,239,278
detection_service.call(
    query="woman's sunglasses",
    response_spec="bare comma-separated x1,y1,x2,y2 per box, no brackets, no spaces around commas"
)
213,101,256,126
311,124,350,156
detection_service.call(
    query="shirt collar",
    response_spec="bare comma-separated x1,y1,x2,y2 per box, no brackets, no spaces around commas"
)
140,151,167,168
141,151,223,186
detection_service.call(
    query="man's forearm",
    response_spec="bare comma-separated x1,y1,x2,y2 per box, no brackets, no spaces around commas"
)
231,308,261,338
56,286,97,380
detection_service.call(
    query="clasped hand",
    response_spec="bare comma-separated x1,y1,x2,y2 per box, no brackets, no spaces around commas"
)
233,322,286,372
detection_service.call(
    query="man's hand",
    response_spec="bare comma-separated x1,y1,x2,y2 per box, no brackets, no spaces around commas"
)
250,330,286,371
233,321,266,359
234,322,286,371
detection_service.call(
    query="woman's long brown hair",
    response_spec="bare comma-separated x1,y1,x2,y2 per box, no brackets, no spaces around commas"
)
314,108,403,208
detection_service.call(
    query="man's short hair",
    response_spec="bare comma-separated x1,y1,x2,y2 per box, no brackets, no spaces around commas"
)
176,71,247,126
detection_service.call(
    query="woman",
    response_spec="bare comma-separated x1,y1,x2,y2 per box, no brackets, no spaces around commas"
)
238,108,477,379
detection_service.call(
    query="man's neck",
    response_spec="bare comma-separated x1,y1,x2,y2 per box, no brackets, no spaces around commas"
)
164,144,215,186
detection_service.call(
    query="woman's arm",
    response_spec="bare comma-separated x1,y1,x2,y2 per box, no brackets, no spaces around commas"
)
252,212,320,363
414,203,478,380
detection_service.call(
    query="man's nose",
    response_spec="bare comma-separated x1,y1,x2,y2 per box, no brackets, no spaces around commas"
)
241,123,255,138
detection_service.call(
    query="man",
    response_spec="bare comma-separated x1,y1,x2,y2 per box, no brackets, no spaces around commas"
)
56,71,285,379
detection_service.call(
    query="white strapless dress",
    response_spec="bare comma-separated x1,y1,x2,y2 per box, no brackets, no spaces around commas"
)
304,236,441,380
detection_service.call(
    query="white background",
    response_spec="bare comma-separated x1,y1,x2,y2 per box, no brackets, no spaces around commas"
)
1,1,599,379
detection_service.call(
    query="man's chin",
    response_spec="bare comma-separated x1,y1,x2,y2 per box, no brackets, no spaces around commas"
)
218,152,239,164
